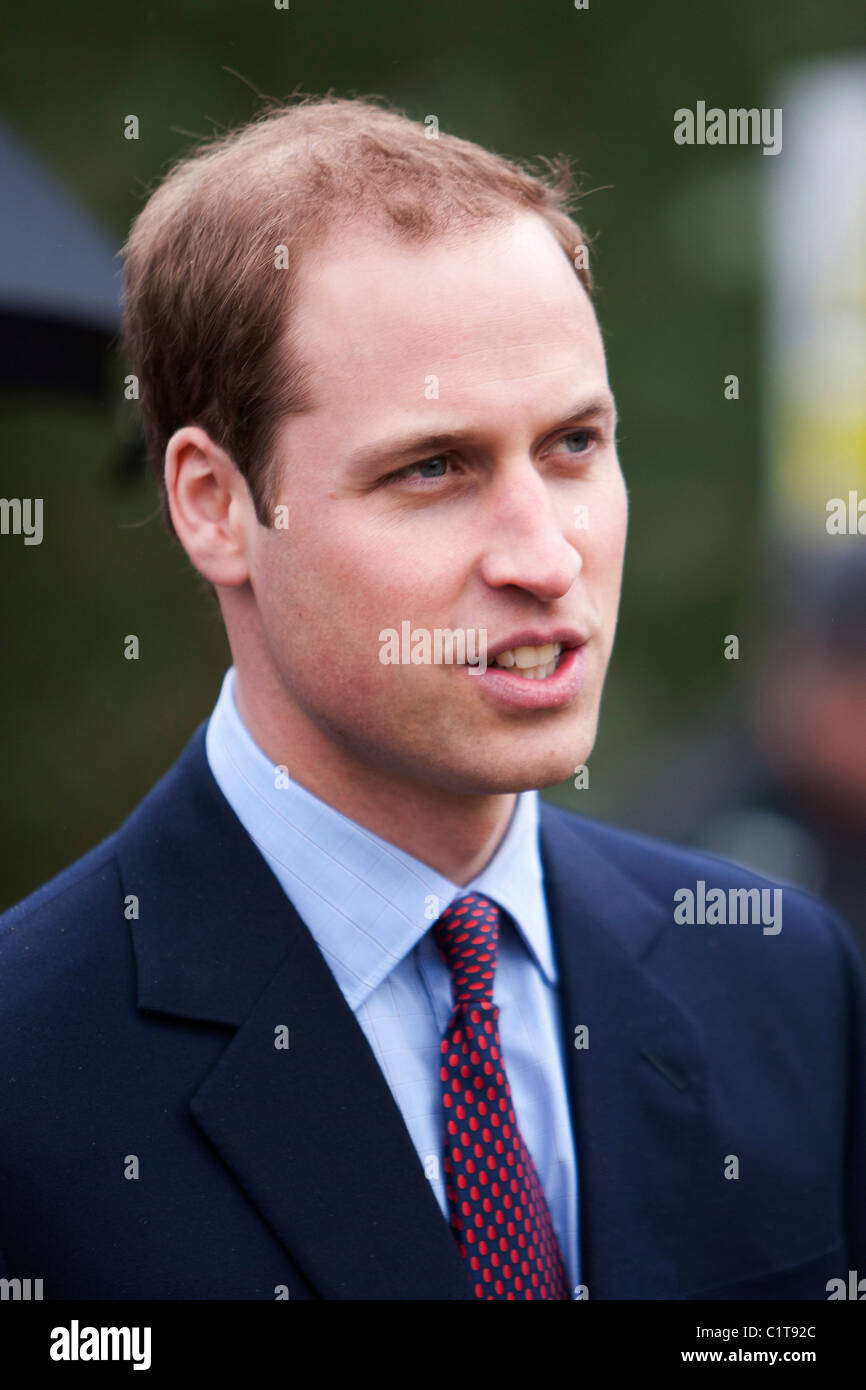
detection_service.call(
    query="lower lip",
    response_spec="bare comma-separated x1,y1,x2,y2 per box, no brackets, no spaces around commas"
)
464,645,588,710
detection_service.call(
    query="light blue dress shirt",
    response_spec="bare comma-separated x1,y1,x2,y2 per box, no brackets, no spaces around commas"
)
205,666,580,1288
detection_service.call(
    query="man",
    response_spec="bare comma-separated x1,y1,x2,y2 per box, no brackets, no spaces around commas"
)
0,95,863,1301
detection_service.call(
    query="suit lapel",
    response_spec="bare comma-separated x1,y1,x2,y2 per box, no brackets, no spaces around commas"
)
539,804,707,1300
117,725,473,1300
189,927,475,1300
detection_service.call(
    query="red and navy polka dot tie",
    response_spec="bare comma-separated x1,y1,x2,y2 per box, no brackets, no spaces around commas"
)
433,892,571,1300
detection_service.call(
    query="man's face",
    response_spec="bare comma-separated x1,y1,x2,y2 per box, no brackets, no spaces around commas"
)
246,212,628,794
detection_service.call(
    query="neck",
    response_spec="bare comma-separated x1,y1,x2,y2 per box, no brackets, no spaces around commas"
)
232,669,516,886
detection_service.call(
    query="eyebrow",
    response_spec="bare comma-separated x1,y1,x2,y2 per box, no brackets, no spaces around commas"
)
344,392,618,476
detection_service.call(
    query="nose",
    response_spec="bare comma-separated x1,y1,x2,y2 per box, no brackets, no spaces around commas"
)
477,460,583,601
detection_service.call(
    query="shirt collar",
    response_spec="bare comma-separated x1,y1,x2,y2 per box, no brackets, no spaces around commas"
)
205,667,557,1008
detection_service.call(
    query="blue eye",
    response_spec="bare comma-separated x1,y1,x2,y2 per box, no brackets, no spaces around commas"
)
414,457,450,478
561,429,596,454
392,456,452,484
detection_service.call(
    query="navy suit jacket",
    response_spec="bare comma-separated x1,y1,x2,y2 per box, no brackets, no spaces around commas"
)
1,723,864,1300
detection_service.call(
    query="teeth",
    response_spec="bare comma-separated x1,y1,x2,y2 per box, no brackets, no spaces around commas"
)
519,659,558,680
493,643,562,679
514,643,556,668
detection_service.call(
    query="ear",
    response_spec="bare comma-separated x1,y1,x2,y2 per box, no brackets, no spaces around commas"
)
164,425,254,588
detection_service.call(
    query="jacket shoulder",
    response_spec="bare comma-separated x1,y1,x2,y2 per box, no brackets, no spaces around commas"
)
0,836,122,1005
0,834,119,938
0,723,209,961
542,797,811,891
539,798,858,955
0,723,217,1017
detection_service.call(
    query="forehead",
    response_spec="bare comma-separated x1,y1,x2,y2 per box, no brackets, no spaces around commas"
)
290,213,607,408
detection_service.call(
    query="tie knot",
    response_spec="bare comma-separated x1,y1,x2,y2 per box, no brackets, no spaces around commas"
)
433,892,500,1007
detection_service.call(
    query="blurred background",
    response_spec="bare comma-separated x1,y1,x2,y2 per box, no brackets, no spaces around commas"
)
0,0,863,946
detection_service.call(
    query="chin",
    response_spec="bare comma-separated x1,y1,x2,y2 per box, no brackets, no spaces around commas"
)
442,744,595,796
494,719,599,788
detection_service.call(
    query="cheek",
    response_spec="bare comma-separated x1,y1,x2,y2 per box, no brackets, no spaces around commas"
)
582,474,628,572
279,528,455,653
338,518,461,595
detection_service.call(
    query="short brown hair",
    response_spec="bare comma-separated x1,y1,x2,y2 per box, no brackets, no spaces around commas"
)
121,93,594,534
